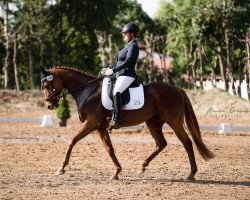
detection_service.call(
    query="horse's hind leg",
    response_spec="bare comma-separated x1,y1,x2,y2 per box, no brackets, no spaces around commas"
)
140,115,167,174
96,129,122,180
172,125,197,181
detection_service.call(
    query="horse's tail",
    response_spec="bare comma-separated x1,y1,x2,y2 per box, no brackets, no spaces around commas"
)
181,89,215,160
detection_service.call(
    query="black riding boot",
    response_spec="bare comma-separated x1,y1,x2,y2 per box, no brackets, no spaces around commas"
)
113,92,122,129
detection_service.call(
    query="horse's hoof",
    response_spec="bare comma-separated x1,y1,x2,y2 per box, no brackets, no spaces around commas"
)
55,168,65,175
186,176,195,182
110,175,119,180
138,168,146,176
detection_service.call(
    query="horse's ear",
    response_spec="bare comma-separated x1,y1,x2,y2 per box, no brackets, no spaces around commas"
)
40,65,49,76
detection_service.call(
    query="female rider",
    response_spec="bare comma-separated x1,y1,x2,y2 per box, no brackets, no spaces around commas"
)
104,22,140,129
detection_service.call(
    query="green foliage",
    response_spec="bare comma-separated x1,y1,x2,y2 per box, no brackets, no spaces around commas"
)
156,0,250,83
56,95,70,120
1,0,249,89
112,0,155,46
0,0,125,89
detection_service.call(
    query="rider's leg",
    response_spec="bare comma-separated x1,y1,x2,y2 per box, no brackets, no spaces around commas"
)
112,76,135,128
112,92,122,129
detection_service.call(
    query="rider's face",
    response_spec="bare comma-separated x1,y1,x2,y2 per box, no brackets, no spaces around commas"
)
123,32,131,43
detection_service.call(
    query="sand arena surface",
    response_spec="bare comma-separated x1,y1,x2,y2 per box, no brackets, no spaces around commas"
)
0,123,249,200
0,89,250,199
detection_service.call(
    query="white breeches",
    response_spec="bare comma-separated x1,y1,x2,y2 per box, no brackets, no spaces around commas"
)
113,76,135,95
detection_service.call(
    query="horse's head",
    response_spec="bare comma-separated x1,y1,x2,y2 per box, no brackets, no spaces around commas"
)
40,66,64,110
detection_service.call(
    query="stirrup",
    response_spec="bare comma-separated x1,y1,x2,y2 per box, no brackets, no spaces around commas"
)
106,116,114,130
106,116,120,130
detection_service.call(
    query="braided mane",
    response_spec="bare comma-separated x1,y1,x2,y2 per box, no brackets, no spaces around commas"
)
50,66,98,78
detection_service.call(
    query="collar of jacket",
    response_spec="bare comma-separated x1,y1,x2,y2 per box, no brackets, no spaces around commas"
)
127,39,136,46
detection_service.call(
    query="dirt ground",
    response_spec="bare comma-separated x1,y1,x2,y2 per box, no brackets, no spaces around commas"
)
0,123,249,200
0,90,250,199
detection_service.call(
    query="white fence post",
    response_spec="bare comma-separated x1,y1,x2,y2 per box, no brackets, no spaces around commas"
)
218,123,232,134
41,115,54,127
241,80,249,100
228,81,234,96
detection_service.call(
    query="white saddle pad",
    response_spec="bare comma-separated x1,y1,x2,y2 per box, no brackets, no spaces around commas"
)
101,77,144,110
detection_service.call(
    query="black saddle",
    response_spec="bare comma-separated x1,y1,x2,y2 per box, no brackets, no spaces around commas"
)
107,76,140,106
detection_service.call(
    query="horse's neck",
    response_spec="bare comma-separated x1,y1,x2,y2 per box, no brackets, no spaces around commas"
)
57,69,96,100
65,75,93,91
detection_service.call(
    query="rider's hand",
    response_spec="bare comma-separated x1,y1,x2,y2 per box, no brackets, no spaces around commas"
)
104,68,114,76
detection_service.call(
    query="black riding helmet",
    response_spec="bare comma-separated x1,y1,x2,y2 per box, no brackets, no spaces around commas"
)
121,22,139,37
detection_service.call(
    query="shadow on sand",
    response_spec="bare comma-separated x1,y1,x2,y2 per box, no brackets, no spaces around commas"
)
120,176,250,187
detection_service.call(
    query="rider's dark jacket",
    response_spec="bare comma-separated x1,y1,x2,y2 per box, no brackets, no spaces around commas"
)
111,40,139,78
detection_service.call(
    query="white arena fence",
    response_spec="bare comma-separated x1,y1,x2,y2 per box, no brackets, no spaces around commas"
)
199,79,249,101
0,115,54,127
124,123,250,134
0,116,249,134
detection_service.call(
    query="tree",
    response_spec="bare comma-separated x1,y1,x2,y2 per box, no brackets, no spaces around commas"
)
95,31,114,68
1,0,10,89
194,0,250,91
156,0,202,87
112,0,154,43
13,32,19,90
0,0,126,89
39,0,124,74
57,94,71,127
156,0,250,91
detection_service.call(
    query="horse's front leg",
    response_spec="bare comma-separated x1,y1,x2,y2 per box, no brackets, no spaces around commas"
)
96,129,122,180
56,120,96,175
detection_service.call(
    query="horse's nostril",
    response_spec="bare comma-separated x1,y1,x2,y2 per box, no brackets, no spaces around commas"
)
47,105,52,110
54,102,59,108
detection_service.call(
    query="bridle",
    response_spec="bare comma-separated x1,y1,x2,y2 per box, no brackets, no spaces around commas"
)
41,70,103,107
41,74,62,108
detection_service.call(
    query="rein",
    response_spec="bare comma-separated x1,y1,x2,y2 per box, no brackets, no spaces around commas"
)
41,66,104,104
44,76,103,101
63,77,102,97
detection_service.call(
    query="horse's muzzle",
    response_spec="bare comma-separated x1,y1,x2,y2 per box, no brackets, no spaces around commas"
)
47,100,59,110
47,104,54,110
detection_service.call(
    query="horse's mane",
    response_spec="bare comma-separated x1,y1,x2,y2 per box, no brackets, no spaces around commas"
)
50,66,98,78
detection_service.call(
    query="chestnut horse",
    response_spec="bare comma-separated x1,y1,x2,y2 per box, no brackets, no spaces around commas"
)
41,66,214,181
